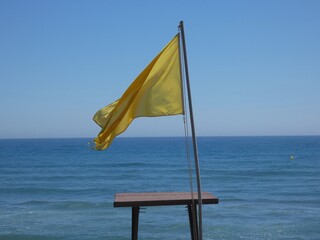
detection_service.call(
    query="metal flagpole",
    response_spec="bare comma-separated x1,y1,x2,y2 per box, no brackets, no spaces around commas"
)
179,21,203,240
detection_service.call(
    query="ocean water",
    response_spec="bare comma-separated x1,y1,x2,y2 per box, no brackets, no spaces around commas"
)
0,136,319,240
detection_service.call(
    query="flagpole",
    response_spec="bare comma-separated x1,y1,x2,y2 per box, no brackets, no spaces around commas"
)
179,21,203,240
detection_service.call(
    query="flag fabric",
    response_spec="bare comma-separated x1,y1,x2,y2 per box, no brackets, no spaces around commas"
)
93,34,183,150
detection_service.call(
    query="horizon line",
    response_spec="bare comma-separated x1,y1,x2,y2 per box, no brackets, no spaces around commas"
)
1,134,320,140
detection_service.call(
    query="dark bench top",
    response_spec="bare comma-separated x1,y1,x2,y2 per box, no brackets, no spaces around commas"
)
114,192,219,208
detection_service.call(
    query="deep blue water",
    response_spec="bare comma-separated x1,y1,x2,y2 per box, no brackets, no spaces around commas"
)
0,136,319,239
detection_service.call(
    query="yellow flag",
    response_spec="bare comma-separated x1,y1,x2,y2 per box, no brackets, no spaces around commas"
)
93,35,183,150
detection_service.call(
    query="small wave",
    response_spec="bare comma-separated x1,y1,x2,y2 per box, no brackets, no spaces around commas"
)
0,235,58,240
17,200,112,210
53,201,111,210
17,200,50,206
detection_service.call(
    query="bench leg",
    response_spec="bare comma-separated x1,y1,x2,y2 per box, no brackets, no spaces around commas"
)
188,204,198,240
132,207,140,240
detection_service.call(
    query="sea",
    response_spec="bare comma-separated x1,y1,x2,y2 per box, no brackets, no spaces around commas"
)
0,136,319,240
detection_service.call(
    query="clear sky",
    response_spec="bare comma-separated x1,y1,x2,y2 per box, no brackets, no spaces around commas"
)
0,0,319,139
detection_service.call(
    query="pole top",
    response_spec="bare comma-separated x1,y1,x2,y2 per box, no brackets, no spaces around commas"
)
179,21,184,29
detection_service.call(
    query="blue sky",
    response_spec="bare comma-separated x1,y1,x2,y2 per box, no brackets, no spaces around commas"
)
0,0,319,138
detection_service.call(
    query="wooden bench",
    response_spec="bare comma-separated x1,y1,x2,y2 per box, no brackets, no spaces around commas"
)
114,192,218,240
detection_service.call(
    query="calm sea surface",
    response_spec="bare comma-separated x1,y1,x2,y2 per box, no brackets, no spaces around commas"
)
0,136,319,239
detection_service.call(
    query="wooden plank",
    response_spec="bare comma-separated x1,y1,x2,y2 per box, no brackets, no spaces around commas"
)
114,192,218,207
